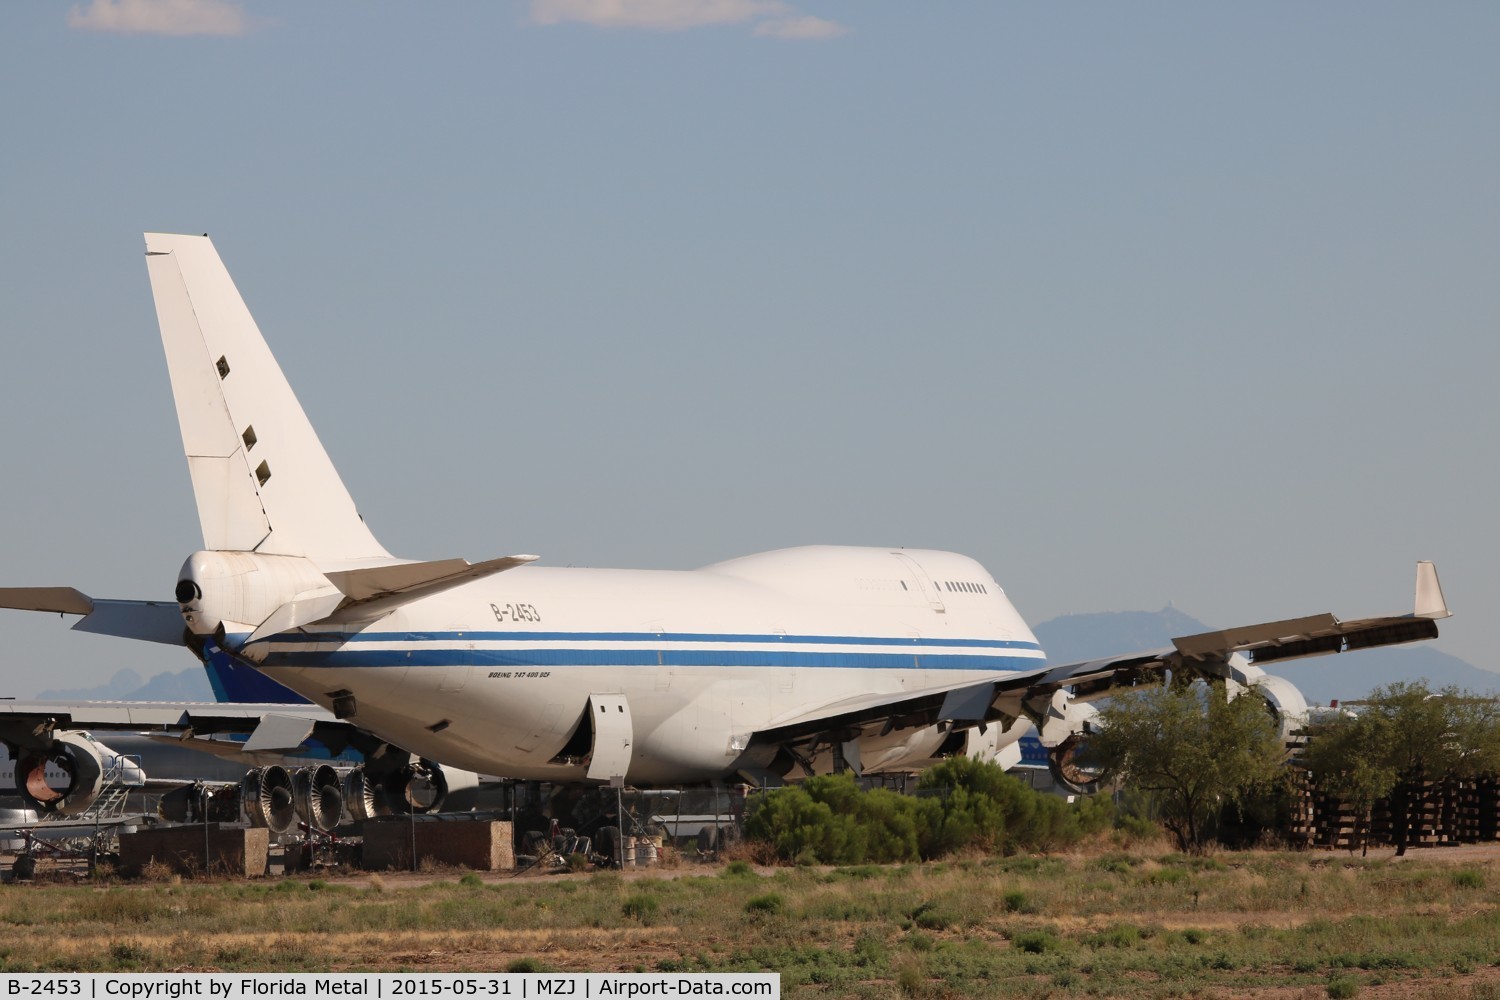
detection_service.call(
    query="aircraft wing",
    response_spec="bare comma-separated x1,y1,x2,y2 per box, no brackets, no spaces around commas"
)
0,699,355,755
750,561,1451,751
0,589,185,645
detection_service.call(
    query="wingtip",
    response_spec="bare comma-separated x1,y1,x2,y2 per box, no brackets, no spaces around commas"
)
1415,560,1450,620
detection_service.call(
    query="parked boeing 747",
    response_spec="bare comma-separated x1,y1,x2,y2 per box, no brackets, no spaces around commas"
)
0,234,1451,808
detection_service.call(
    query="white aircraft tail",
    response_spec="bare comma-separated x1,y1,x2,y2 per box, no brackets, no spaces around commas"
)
145,233,390,563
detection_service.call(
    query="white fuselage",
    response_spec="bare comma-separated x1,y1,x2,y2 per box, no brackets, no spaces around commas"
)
231,546,1043,783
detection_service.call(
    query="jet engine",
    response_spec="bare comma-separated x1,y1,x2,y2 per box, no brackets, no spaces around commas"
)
242,764,297,834
13,731,106,816
293,764,345,833
342,760,449,821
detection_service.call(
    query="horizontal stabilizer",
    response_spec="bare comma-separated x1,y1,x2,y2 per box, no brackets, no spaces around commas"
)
247,593,345,644
321,554,538,623
239,554,540,643
72,599,187,646
0,589,184,646
0,587,93,615
325,555,539,602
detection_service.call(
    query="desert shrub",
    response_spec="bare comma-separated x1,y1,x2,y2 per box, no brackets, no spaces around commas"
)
1453,869,1485,889
915,757,1106,855
745,893,785,916
744,775,919,864
1326,976,1361,999
622,894,659,923
745,761,1108,864
1010,930,1062,954
1002,890,1035,914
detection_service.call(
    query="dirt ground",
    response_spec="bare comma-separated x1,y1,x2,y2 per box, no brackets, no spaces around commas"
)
10,842,1500,997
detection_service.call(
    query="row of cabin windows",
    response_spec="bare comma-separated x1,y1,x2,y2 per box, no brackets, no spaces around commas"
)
944,580,988,595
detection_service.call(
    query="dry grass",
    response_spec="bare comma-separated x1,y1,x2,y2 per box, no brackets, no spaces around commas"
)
3,845,1500,997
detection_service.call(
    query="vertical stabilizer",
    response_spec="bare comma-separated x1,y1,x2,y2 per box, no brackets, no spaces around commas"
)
144,233,390,562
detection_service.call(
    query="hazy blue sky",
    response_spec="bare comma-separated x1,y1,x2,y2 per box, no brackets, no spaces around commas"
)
1,1,1496,696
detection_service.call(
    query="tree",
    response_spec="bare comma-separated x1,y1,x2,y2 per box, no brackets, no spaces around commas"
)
1300,682,1500,856
1082,680,1285,853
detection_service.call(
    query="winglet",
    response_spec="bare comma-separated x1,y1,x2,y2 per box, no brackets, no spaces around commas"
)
1415,560,1450,620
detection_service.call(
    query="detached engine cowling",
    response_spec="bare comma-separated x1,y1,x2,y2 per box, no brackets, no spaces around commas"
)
14,732,106,816
293,764,345,833
1219,657,1310,745
342,760,449,821
1032,690,1104,796
242,765,297,834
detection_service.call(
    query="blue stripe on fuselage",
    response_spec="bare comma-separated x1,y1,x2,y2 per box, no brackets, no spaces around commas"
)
255,648,1040,672
240,630,1044,672
330,630,1041,650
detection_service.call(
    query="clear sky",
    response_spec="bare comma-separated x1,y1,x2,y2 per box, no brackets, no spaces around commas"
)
1,1,1496,696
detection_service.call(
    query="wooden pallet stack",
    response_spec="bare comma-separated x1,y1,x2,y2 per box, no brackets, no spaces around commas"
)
1288,772,1500,850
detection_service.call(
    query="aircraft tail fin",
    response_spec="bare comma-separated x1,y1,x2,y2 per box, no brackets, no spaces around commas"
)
144,233,390,563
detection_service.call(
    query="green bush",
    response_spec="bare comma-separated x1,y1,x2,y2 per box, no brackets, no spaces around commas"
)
743,775,919,864
745,893,785,916
1326,976,1361,999
1010,930,1062,954
1452,869,1485,889
1002,890,1029,913
745,761,1108,864
622,895,659,923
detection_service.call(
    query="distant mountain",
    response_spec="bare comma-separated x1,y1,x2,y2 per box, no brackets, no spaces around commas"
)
1034,608,1500,705
35,665,214,702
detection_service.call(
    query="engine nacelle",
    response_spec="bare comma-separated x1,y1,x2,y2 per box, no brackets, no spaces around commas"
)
1047,730,1102,796
1028,690,1104,795
1218,657,1310,745
242,765,297,833
14,732,105,816
293,764,345,833
342,761,449,821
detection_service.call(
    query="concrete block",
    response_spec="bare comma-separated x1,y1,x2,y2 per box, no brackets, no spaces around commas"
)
120,824,270,878
362,817,514,871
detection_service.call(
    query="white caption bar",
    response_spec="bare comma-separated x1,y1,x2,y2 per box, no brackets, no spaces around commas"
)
0,975,779,1000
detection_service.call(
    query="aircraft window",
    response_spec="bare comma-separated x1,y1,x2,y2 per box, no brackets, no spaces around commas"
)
255,460,271,486
216,355,230,379
242,425,257,451
900,581,908,590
